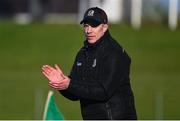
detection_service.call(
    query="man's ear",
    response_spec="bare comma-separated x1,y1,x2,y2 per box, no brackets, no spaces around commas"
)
103,24,108,32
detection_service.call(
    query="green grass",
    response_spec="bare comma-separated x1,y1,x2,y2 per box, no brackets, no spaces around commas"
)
0,22,180,119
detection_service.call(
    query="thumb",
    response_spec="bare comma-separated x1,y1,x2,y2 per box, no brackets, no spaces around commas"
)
61,73,66,79
55,64,67,79
55,64,63,74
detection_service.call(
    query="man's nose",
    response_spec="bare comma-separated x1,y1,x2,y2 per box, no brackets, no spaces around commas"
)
86,26,92,33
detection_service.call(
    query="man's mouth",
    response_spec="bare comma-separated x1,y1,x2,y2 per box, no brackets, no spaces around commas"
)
87,35,94,38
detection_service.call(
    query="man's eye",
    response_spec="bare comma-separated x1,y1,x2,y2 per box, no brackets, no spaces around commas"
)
83,25,88,28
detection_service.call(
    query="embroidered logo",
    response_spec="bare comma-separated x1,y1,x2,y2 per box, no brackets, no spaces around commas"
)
87,10,94,16
77,61,82,66
92,59,96,67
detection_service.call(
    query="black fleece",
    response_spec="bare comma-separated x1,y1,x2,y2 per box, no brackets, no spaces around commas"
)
60,30,137,120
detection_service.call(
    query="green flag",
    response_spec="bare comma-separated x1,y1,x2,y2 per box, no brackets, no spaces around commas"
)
43,90,64,120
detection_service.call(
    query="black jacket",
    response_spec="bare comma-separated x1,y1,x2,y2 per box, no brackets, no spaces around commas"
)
60,30,137,120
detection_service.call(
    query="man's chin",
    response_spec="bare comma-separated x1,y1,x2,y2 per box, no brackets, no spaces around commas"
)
87,39,97,44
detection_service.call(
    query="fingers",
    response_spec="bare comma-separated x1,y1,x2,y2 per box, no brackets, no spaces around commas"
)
42,65,54,74
42,71,49,79
54,64,67,79
49,84,66,90
42,64,64,75
49,81,67,90
42,64,56,81
42,65,53,71
42,64,69,90
42,65,54,79
42,64,60,76
49,77,70,90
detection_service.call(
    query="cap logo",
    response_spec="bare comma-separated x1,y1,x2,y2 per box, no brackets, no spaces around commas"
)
87,10,94,16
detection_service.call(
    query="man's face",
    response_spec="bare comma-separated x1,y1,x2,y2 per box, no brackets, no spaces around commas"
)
83,23,108,44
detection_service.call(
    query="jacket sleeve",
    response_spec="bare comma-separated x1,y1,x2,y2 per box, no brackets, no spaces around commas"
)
64,51,129,101
60,90,79,101
59,54,80,101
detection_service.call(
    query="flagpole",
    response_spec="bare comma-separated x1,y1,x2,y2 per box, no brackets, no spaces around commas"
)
43,90,54,120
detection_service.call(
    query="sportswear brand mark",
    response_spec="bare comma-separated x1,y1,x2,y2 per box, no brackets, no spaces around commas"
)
88,10,94,16
92,59,96,67
77,61,82,66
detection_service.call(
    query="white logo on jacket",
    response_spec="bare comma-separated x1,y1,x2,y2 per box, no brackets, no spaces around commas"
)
77,61,82,66
92,59,96,67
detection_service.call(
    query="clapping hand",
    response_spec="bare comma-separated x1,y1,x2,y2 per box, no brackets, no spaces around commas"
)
42,64,70,90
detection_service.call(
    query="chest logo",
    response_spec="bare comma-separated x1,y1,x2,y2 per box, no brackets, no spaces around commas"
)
77,61,82,66
92,59,96,67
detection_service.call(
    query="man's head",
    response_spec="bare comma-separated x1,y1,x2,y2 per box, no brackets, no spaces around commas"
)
80,7,108,44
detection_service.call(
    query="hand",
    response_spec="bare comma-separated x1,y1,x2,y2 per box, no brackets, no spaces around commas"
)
49,76,70,90
42,64,70,90
42,64,64,83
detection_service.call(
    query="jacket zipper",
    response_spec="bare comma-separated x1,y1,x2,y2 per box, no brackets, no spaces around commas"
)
106,103,113,119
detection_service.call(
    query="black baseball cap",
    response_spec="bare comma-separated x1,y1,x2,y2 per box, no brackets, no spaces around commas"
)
80,7,108,27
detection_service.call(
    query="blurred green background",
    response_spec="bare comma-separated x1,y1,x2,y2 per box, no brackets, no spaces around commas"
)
0,22,180,119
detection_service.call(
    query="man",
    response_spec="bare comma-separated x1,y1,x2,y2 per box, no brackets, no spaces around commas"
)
42,7,137,120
